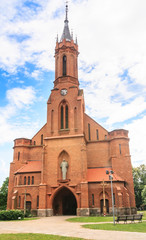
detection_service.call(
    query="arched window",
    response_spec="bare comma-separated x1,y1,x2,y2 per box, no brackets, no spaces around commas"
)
74,107,77,129
51,110,54,132
60,101,69,130
61,105,64,129
63,55,67,76
56,57,59,78
65,105,68,128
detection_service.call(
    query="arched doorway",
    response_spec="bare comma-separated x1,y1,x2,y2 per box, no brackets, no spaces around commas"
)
53,187,77,215
26,201,31,211
100,199,109,214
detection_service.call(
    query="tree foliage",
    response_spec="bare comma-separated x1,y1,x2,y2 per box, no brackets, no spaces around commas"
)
0,177,9,210
133,164,146,208
142,185,146,205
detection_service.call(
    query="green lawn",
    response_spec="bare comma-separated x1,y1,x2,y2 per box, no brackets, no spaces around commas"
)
0,234,85,240
67,216,113,222
83,222,146,233
67,211,146,222
137,210,146,220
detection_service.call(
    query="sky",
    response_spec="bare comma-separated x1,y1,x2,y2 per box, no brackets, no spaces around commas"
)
0,0,146,187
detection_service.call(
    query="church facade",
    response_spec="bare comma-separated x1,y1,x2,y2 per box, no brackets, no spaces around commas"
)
7,5,136,217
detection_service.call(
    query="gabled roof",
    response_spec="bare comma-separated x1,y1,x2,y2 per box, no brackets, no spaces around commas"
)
87,167,124,182
15,161,41,174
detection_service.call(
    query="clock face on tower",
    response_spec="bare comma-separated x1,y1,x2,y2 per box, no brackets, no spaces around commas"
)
60,89,68,96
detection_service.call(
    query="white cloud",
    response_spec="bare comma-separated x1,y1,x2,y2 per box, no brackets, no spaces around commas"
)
0,87,37,144
6,87,36,108
124,116,146,166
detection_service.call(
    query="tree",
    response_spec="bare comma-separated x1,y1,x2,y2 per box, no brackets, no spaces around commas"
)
142,185,146,205
0,177,9,210
133,164,146,208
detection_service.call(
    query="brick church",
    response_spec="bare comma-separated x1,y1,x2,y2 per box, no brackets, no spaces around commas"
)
7,5,136,217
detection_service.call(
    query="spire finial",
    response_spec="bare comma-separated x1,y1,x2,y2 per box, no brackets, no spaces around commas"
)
65,1,68,22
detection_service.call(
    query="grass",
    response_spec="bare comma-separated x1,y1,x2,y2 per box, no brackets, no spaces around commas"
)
0,234,86,240
137,210,146,220
67,211,146,223
83,221,146,233
67,216,113,222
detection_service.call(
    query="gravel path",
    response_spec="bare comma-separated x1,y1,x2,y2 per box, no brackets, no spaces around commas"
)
0,216,146,240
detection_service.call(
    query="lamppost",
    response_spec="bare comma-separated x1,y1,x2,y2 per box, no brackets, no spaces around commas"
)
106,170,115,225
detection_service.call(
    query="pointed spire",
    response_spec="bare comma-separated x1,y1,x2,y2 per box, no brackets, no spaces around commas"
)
75,36,78,45
60,2,72,42
56,34,58,42
71,29,73,39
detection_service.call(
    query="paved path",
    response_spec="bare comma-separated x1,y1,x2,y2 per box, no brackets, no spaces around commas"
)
0,216,146,240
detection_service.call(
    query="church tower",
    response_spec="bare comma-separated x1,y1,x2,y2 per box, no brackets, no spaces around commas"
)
47,4,85,137
7,3,136,217
54,4,79,87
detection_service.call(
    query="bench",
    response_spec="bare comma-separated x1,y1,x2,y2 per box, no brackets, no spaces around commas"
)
116,214,143,224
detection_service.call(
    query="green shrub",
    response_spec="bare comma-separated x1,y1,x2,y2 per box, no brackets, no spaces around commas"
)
0,210,24,220
24,209,32,218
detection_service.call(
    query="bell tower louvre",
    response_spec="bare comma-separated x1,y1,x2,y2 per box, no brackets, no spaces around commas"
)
7,4,136,217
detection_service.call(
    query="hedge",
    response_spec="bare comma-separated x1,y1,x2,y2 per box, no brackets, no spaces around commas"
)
0,210,24,220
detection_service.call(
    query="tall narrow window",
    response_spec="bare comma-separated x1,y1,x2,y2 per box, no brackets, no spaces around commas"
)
61,106,64,129
18,196,21,208
28,176,30,185
34,141,36,145
63,55,67,76
60,101,69,130
32,176,34,185
113,193,115,205
65,105,68,128
41,134,43,145
18,152,20,161
19,175,22,185
92,194,94,205
37,196,39,208
24,176,26,185
74,107,77,129
96,129,99,140
105,135,107,140
56,57,59,79
119,144,121,154
51,110,54,132
88,123,91,140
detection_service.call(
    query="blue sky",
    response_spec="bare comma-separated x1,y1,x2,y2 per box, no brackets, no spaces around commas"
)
0,0,146,186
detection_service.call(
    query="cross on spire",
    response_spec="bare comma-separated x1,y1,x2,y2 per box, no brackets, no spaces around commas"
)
65,1,68,22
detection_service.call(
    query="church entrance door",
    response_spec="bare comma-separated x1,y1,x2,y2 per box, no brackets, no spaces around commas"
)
100,199,109,214
53,187,77,215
